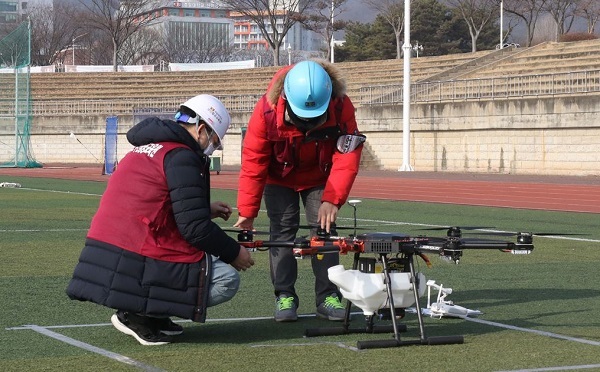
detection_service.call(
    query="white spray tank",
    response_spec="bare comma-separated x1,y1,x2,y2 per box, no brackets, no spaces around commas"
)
328,265,426,316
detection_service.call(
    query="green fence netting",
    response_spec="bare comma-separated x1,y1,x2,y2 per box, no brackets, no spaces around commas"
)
0,20,41,168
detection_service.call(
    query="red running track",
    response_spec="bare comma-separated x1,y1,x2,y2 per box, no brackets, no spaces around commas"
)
1,165,599,214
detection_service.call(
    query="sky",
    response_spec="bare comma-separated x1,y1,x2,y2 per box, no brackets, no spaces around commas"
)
339,0,378,23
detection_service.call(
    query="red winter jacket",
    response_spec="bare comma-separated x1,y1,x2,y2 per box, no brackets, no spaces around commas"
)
237,60,362,218
87,142,205,262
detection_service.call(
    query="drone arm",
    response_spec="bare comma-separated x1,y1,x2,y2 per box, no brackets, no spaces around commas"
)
238,240,296,249
238,236,363,256
460,241,515,250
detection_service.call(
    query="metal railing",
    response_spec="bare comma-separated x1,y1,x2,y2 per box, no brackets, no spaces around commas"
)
1,70,599,117
0,95,264,116
358,69,600,105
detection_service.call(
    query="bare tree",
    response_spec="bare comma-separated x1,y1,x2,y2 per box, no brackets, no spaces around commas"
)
27,3,80,66
447,0,499,52
498,0,547,47
78,0,166,71
220,0,318,66
301,0,348,61
574,0,600,34
530,12,558,44
119,27,166,66
164,32,237,64
544,0,577,41
364,0,405,59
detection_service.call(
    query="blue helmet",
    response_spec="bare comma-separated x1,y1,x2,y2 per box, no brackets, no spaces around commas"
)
284,61,332,119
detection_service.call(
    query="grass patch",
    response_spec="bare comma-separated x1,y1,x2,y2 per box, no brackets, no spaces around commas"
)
1,177,599,371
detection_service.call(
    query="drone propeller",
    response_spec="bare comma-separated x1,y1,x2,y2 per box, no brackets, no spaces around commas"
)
418,226,494,231
464,231,585,237
417,226,494,238
299,224,365,231
221,228,271,235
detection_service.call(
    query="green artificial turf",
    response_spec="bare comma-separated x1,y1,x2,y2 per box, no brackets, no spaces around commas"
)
1,177,599,372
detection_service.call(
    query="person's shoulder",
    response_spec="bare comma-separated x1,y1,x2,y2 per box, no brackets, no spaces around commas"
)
164,144,203,167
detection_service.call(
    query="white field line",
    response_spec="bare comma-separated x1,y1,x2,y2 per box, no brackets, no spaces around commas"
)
6,313,361,367
17,187,102,197
22,325,165,372
6,314,598,367
6,187,599,243
496,364,600,372
465,317,600,346
8,313,600,347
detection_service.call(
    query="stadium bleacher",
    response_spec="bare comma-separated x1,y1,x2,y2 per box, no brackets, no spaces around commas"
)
28,39,600,105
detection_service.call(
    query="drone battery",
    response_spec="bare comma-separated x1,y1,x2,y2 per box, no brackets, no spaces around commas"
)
358,257,377,273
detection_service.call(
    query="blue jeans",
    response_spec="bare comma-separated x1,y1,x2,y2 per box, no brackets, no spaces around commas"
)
207,255,240,307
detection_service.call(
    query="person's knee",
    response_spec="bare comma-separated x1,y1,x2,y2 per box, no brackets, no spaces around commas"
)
208,266,240,306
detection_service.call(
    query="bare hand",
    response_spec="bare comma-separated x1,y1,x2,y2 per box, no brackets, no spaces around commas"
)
211,201,232,221
230,245,255,271
233,216,255,231
318,202,339,233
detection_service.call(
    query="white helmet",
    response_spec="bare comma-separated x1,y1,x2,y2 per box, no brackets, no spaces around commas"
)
175,94,231,150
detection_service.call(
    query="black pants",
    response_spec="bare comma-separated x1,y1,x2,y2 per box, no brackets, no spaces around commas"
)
264,184,341,307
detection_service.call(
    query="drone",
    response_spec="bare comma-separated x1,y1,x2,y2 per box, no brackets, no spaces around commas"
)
235,199,535,350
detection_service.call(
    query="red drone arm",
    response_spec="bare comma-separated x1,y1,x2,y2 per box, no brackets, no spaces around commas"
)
239,236,365,256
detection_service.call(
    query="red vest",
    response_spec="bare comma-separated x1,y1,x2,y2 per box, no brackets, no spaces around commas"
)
87,142,204,263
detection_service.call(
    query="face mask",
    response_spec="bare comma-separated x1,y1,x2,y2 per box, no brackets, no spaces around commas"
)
203,143,216,156
199,125,220,156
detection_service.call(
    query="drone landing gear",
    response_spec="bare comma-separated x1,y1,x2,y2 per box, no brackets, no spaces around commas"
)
305,252,464,350
304,314,408,338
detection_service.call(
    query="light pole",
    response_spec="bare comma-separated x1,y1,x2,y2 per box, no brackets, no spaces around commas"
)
399,0,413,171
499,0,504,48
287,43,292,65
72,33,87,65
330,0,335,63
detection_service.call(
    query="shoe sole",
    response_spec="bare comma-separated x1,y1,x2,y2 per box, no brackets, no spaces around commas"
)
160,329,183,336
110,314,170,346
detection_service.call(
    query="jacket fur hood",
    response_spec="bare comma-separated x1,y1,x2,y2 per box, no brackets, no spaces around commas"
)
265,58,347,106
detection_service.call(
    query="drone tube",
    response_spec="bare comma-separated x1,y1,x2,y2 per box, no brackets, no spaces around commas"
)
459,241,515,249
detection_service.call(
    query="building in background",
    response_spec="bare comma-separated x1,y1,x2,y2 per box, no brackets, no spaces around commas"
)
0,1,25,25
230,10,322,53
145,1,322,54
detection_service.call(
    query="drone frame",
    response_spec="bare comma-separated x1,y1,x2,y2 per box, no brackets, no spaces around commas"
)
237,228,533,350
234,198,534,350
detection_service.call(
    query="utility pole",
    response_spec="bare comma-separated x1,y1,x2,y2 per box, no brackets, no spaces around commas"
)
500,0,504,48
330,0,335,63
399,0,413,171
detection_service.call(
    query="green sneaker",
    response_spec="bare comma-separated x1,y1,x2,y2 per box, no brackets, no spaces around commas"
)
275,294,298,322
316,294,346,321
